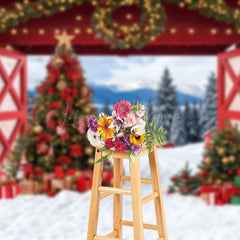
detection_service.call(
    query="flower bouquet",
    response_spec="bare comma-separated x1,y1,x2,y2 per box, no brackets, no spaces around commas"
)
87,100,166,163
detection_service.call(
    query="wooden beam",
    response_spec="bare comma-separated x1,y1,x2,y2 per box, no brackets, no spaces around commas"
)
98,187,131,195
99,192,112,200
120,176,152,184
142,192,159,205
121,220,160,231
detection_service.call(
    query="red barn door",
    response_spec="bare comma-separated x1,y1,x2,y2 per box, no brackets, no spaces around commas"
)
218,49,240,130
0,48,27,166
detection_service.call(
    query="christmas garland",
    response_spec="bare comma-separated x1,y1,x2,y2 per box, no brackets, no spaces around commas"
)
91,0,166,49
1,0,240,49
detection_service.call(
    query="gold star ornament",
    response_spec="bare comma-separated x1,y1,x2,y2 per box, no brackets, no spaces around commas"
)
54,30,75,49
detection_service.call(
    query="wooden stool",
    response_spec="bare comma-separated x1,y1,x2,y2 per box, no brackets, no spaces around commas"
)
87,145,168,240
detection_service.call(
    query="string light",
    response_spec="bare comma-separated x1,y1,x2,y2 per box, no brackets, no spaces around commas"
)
10,29,17,35
86,28,93,34
38,28,45,35
74,28,81,34
226,29,232,35
22,28,28,34
126,14,132,20
170,28,177,34
75,15,82,21
210,28,217,35
188,28,195,34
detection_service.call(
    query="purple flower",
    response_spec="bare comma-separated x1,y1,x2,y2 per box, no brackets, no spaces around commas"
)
125,135,131,146
131,144,141,153
124,145,130,152
87,115,99,132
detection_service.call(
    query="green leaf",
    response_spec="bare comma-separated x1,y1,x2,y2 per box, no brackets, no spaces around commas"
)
95,152,113,164
129,151,138,163
99,146,110,152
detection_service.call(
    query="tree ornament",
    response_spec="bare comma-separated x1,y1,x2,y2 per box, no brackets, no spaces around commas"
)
33,125,43,134
57,80,67,91
88,158,95,166
84,147,93,156
54,30,75,50
204,157,211,165
217,148,225,156
221,157,229,164
229,155,236,162
81,86,89,96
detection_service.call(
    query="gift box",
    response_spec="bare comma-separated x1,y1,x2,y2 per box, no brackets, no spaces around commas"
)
19,180,35,194
54,166,64,179
0,185,13,199
200,185,216,202
34,181,45,194
0,170,7,182
234,176,240,187
76,176,92,192
207,192,217,205
43,172,54,181
231,196,240,205
51,179,66,192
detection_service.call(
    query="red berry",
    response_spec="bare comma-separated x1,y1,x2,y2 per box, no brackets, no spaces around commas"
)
200,170,208,177
181,174,186,179
186,179,191,184
171,176,177,182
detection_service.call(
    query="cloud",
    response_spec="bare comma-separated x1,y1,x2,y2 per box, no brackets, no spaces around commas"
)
28,55,216,97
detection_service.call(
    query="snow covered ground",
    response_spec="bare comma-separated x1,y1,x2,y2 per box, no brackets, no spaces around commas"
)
0,143,239,240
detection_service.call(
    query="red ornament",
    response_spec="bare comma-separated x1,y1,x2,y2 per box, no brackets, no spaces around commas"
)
180,174,186,179
167,190,173,195
200,170,208,177
227,169,234,175
70,145,83,157
228,135,234,142
171,176,177,182
186,179,191,184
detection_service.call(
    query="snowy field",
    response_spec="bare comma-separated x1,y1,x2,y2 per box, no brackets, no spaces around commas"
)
0,143,239,240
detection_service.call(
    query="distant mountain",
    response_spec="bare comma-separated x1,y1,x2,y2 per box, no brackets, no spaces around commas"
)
89,85,202,108
27,85,202,111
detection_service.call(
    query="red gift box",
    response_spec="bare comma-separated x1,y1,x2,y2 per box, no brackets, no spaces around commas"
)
207,192,217,205
0,183,13,199
0,170,7,182
66,169,76,176
76,176,92,192
237,168,240,177
54,166,64,179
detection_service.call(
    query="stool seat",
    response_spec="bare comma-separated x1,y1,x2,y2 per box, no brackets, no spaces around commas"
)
87,145,168,240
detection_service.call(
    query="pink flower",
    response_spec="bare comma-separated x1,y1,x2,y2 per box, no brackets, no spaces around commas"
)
77,118,85,134
113,100,132,119
136,110,144,117
56,126,66,135
125,113,137,127
137,118,146,127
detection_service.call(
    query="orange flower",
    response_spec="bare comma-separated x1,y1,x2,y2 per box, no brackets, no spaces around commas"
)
97,116,115,139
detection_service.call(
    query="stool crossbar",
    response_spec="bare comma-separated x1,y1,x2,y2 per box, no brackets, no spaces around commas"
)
87,145,168,240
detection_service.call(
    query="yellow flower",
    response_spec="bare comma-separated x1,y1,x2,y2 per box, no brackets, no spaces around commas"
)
97,116,115,139
129,133,146,146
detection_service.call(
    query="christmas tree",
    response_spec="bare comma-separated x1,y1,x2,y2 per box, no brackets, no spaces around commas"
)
147,97,154,124
199,125,240,185
156,68,178,140
168,162,201,195
9,31,98,178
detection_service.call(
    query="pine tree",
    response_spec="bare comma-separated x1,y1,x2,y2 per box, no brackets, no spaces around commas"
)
190,101,200,142
156,68,178,140
170,105,186,146
147,97,154,124
168,162,201,195
103,100,111,116
9,43,97,178
184,99,191,143
199,72,217,136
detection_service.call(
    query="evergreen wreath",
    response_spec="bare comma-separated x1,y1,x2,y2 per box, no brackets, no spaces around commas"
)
91,0,166,49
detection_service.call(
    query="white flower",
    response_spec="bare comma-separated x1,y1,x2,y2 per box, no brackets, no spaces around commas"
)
87,129,102,146
131,125,145,135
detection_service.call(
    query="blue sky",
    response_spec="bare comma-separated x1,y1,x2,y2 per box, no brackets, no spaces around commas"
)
28,56,216,97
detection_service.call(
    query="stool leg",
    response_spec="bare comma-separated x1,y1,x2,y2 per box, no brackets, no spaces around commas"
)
130,156,144,240
113,158,123,238
149,146,168,240
87,150,104,240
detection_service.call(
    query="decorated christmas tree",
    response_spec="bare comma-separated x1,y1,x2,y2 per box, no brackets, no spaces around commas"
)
8,31,98,178
168,162,201,195
199,125,240,185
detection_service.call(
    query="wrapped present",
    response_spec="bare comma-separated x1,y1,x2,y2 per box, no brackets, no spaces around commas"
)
0,183,13,199
10,180,20,197
51,179,65,192
234,176,240,187
76,176,92,192
19,180,35,194
54,166,64,179
207,192,217,205
75,170,85,178
0,170,7,182
43,172,54,181
222,181,234,188
231,196,240,205
66,169,76,177
34,181,45,194
201,185,216,202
